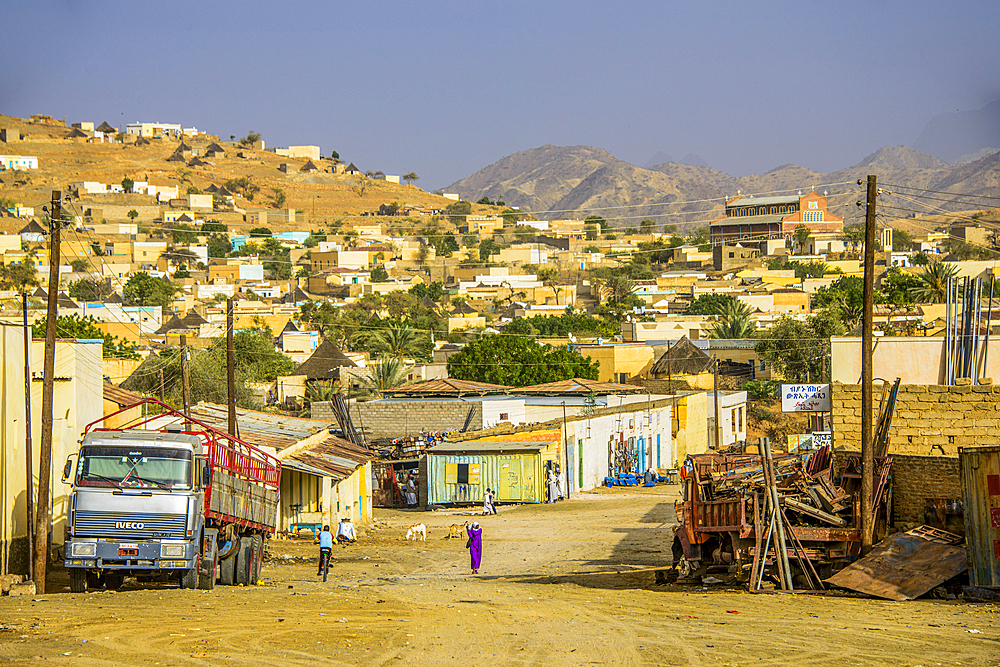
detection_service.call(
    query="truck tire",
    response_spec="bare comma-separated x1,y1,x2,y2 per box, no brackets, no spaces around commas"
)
69,569,88,593
198,548,217,590
251,535,263,584
180,555,200,589
104,573,124,590
219,550,237,586
235,536,254,586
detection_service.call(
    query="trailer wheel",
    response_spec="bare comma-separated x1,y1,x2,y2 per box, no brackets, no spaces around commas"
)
69,569,88,593
219,550,237,586
198,547,217,590
250,535,263,585
180,555,199,589
235,536,254,586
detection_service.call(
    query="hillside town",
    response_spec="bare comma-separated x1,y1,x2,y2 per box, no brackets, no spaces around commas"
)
1,110,999,664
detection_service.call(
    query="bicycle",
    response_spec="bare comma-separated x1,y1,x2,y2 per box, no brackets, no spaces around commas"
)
319,547,331,582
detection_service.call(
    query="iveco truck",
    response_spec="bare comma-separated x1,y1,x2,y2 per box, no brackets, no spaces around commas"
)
62,399,281,592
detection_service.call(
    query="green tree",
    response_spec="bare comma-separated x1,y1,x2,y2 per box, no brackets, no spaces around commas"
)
123,272,177,308
585,215,609,232
585,224,598,240
186,185,202,195
370,265,389,282
33,314,138,359
127,209,139,223
201,220,227,233
70,258,89,272
640,219,656,234
813,275,871,327
842,224,864,252
207,233,232,258
359,357,410,397
447,334,599,386
370,324,428,359
171,223,199,244
402,172,419,185
709,299,755,339
880,266,921,306
686,293,740,316
891,228,913,251
330,150,340,160
271,187,286,208
68,278,113,302
583,245,601,253
240,130,261,147
122,177,134,193
755,313,845,383
248,226,272,238
0,261,40,292
793,224,812,253
910,261,959,303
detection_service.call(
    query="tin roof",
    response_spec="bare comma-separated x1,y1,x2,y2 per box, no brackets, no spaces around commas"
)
383,378,511,398
429,440,555,453
727,195,800,208
103,382,145,407
189,402,337,452
283,434,372,480
515,378,644,395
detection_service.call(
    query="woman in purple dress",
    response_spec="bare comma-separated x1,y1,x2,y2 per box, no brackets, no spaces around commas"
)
465,521,483,574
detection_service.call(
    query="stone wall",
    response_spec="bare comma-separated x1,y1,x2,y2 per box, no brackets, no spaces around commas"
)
348,401,483,439
831,381,1000,457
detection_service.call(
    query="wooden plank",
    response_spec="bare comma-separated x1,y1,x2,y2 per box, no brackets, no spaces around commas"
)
784,497,847,526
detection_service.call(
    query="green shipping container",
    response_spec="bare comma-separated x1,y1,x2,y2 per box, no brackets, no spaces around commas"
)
426,441,552,505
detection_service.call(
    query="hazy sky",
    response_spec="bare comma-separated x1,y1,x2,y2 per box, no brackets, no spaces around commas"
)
4,1,999,189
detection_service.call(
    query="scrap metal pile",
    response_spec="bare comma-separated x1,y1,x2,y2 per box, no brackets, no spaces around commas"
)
671,443,893,590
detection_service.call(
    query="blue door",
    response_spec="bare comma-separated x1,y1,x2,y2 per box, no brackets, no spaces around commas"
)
656,434,661,467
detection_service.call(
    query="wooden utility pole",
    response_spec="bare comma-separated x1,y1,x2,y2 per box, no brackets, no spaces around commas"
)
35,190,61,592
159,369,165,402
861,175,878,555
713,360,722,450
22,291,33,580
180,334,191,416
227,297,236,436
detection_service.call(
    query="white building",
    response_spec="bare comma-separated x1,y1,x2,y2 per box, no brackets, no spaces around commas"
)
706,391,749,448
125,122,182,138
0,155,38,170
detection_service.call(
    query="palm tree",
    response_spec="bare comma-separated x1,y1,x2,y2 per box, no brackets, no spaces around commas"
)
709,299,756,339
359,357,410,397
372,324,423,359
602,275,636,304
909,262,959,303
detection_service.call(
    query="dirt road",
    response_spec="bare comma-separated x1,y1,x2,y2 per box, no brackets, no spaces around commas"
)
1,485,997,666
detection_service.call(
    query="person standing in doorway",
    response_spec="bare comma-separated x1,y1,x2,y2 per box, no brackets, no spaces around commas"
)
465,521,482,574
547,468,558,503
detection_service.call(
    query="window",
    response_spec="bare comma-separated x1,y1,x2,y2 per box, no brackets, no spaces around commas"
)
499,413,509,421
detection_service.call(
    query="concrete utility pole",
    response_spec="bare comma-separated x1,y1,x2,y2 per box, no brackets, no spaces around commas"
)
36,190,62,592
227,297,236,436
22,291,33,580
861,175,878,555
180,334,191,416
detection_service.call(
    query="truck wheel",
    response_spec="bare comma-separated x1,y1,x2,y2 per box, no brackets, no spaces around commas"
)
180,555,199,589
198,548,217,590
219,551,237,586
104,573,124,590
250,535,263,584
235,536,254,586
69,569,88,593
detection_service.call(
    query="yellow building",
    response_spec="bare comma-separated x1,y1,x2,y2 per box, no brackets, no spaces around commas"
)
578,343,656,383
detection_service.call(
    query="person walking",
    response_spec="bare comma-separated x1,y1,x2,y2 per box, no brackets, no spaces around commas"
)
465,521,482,574
483,488,499,515
547,468,558,503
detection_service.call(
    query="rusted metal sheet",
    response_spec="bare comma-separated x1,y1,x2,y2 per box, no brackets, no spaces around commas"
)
959,446,1000,589
825,527,967,601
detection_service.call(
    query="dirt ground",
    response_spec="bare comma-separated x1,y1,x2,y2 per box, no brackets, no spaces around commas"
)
1,485,997,666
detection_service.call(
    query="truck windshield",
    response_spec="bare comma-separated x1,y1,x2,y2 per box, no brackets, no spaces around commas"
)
76,446,193,490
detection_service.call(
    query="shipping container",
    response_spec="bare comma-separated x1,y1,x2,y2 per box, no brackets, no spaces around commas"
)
426,441,553,505
959,446,1000,589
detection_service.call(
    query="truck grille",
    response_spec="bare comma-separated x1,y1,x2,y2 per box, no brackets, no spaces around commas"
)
73,511,187,540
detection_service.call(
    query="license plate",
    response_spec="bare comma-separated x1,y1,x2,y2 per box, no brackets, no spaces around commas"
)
119,543,138,549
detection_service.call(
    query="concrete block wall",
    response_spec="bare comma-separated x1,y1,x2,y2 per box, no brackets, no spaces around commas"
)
349,401,483,439
832,382,1000,457
890,454,962,527
311,401,335,421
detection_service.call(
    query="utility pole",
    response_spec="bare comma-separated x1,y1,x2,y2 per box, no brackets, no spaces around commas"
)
180,334,191,416
159,369,165,402
36,190,61,592
861,175,878,555
227,297,236,436
714,359,722,450
22,290,33,581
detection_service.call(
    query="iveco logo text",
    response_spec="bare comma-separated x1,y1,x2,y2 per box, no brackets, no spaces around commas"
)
115,522,144,530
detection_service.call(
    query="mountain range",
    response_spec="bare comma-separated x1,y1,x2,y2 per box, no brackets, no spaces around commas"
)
445,102,1000,229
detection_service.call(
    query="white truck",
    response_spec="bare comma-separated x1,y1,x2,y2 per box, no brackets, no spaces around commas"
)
62,400,281,592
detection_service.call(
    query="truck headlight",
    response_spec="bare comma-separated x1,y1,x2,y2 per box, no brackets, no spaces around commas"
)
73,542,97,557
161,544,185,558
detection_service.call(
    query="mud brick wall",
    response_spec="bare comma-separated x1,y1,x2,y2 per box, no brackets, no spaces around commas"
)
831,382,1000,457
347,401,483,439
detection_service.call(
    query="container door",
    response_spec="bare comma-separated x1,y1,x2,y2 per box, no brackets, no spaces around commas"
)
506,457,523,501
521,455,537,502
961,448,1000,588
497,457,513,501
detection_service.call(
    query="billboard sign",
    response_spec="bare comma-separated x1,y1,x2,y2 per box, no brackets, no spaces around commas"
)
780,383,831,413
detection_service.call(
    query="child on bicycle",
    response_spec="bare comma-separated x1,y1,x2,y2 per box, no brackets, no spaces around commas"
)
317,524,333,575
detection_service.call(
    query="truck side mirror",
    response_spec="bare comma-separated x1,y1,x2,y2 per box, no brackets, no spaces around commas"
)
62,458,73,482
202,467,211,487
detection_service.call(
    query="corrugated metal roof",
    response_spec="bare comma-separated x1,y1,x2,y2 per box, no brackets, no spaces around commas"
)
284,435,372,480
429,440,554,453
190,403,336,451
727,195,800,207
383,378,511,397
714,214,787,226
103,382,145,406
515,378,644,395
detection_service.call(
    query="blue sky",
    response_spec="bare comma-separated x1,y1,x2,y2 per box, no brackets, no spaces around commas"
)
3,1,999,189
